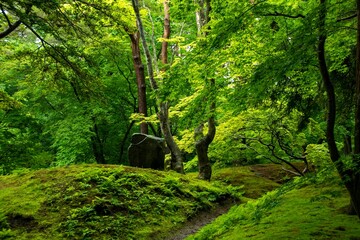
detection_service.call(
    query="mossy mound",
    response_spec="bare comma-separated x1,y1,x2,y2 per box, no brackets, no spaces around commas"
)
187,176,360,240
0,164,237,240
212,166,280,199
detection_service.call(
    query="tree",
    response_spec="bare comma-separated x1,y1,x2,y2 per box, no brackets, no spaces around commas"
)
129,31,148,134
316,0,360,218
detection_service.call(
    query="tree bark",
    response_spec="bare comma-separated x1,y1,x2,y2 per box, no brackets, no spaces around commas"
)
344,134,352,155
194,1,215,181
318,0,360,219
131,0,184,173
348,0,360,218
195,0,211,36
317,0,340,164
91,122,106,164
158,102,184,173
161,0,170,65
195,79,216,181
131,0,158,90
119,120,135,163
0,19,21,39
355,0,360,155
129,32,148,134
195,116,216,180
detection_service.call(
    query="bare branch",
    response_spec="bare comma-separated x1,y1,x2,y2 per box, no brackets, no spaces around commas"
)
337,13,357,22
0,19,21,38
263,11,305,19
238,134,304,176
1,5,12,27
281,167,302,176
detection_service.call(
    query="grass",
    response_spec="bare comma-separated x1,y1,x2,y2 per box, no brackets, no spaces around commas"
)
186,174,360,240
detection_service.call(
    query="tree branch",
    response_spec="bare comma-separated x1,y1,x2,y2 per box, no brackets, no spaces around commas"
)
1,5,12,27
239,135,304,176
0,19,21,38
263,11,305,19
337,13,357,22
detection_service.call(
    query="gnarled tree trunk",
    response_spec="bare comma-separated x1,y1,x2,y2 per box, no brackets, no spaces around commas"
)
158,102,184,173
194,0,215,181
194,79,216,181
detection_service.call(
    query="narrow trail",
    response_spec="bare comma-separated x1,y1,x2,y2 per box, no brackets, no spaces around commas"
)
163,199,237,240
162,164,302,240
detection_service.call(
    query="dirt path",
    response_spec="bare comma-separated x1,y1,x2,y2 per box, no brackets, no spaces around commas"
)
162,164,300,239
163,199,237,240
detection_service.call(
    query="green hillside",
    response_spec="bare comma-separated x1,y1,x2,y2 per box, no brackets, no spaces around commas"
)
188,175,360,240
0,164,244,240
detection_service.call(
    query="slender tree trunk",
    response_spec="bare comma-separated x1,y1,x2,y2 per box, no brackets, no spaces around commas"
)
317,0,340,164
348,0,360,218
344,134,352,155
161,0,170,65
355,0,360,155
119,120,135,163
318,0,360,218
91,122,106,164
195,0,211,36
131,0,184,173
129,32,148,134
131,0,158,90
195,0,205,35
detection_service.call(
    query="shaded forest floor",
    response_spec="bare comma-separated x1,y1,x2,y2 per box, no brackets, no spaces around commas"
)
164,163,302,240
186,165,360,240
1,163,359,240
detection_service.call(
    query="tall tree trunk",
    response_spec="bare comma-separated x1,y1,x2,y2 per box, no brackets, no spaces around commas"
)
318,0,360,218
317,0,340,164
354,0,360,154
344,134,352,155
348,0,360,218
161,0,170,65
131,0,158,90
195,0,211,36
355,0,360,155
194,0,215,181
91,122,106,164
129,32,148,134
131,0,184,173
195,0,205,35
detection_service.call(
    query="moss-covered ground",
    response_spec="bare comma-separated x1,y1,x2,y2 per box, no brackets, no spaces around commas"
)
0,164,243,240
2,164,359,240
187,173,360,240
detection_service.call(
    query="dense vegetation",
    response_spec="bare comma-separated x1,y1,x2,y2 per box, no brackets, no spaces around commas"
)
1,0,360,238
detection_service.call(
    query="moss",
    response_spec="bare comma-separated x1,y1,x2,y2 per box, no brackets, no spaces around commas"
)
187,176,360,240
0,164,239,240
212,166,280,199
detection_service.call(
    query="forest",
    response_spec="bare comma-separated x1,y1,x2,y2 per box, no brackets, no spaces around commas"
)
1,0,360,239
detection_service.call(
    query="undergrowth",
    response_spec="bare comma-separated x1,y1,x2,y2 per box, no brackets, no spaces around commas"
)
0,164,239,240
187,169,360,240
